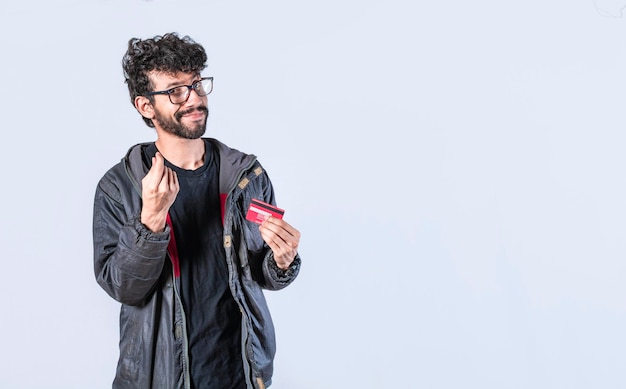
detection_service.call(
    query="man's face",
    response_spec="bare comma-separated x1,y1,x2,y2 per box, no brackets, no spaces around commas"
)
148,71,209,139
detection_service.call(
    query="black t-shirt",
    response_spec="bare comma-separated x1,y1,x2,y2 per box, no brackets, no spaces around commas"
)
144,141,245,389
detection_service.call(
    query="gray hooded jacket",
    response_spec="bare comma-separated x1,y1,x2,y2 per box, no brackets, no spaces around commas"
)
92,138,301,389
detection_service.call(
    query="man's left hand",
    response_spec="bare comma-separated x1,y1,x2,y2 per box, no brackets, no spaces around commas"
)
259,217,301,270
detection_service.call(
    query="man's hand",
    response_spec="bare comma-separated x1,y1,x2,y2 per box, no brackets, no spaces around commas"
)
259,217,301,270
140,152,179,232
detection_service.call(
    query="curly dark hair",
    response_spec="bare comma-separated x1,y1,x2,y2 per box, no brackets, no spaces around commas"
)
122,32,208,127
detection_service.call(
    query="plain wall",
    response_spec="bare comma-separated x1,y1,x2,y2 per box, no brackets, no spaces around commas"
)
1,0,625,388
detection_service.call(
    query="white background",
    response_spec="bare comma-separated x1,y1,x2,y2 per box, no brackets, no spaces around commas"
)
1,0,626,388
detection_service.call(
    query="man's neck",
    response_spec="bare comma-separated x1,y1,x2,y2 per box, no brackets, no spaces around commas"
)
155,133,206,170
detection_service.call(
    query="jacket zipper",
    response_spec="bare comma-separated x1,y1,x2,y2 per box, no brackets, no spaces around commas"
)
223,159,258,389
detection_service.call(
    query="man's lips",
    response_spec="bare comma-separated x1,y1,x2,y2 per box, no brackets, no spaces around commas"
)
177,107,208,121
183,111,205,120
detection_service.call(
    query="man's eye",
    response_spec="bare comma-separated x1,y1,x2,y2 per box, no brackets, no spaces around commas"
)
169,87,186,97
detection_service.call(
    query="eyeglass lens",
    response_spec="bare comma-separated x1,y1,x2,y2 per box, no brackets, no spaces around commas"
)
170,78,213,103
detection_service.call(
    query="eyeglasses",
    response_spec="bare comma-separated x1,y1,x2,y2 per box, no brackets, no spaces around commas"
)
146,77,214,104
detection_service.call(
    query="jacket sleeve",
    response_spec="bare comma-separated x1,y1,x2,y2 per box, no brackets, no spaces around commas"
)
92,170,170,306
261,251,301,290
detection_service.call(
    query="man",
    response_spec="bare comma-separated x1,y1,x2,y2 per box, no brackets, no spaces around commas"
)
92,32,301,389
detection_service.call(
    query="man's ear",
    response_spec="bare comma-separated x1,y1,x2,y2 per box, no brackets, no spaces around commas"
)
135,96,154,120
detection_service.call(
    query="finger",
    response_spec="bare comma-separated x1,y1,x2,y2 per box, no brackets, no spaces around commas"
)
170,168,180,193
144,153,166,188
153,152,165,173
160,167,175,192
259,230,298,256
261,218,300,247
260,231,291,260
260,228,297,269
263,217,299,235
167,168,179,193
155,152,167,175
259,218,300,249
260,225,295,248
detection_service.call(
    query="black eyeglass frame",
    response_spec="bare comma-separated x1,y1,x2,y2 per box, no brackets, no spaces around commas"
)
146,77,214,104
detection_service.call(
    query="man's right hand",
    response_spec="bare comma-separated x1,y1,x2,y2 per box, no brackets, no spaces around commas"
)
140,152,179,232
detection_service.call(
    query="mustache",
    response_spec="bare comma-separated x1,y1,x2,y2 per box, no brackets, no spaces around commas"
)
175,106,208,120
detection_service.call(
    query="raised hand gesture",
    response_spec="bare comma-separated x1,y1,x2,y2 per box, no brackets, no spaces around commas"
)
140,152,180,232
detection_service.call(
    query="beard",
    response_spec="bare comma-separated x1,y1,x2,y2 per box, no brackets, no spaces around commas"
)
153,106,209,139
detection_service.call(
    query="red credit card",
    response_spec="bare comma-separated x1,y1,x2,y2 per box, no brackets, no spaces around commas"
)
245,198,285,224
